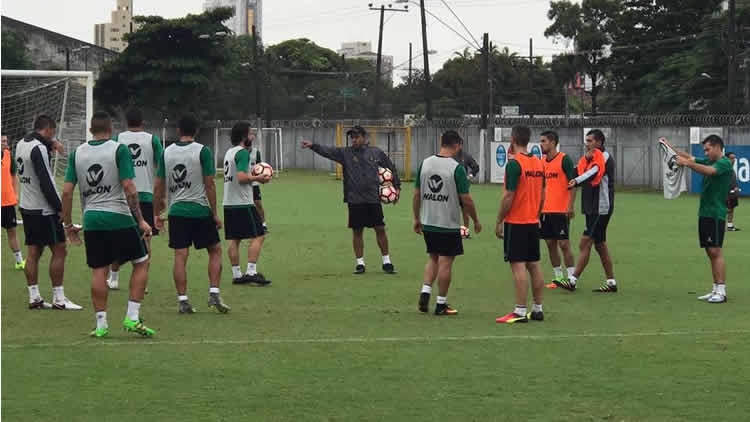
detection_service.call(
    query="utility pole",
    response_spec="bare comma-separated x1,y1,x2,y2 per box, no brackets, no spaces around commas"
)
488,41,494,134
419,0,433,121
252,25,261,119
66,48,70,71
408,42,413,86
480,33,489,129
728,0,737,113
369,3,408,119
529,38,533,117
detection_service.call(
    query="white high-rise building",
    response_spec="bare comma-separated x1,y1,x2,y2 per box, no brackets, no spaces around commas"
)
203,0,263,38
94,0,137,52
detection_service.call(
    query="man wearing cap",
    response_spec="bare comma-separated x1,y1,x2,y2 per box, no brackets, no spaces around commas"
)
302,126,401,274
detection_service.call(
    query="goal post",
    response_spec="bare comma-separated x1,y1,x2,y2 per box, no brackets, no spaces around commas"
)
1,70,94,178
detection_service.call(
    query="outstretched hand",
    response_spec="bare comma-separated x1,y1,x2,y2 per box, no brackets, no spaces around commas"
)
301,140,313,149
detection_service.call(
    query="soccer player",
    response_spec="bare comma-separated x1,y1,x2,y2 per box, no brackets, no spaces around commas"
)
14,115,81,310
223,122,272,286
106,108,164,290
249,136,269,233
2,135,25,270
660,135,733,303
559,129,617,293
454,148,480,231
301,125,401,274
61,111,155,337
153,114,230,314
726,152,740,231
414,130,481,316
495,126,546,324
538,131,577,287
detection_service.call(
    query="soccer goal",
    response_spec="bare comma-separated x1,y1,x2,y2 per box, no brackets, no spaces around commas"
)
213,126,283,176
1,70,94,178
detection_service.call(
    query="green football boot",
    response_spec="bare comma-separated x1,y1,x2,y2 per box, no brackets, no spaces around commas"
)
89,327,109,338
123,318,156,337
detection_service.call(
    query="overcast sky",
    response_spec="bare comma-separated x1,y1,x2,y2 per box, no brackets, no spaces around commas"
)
2,0,576,81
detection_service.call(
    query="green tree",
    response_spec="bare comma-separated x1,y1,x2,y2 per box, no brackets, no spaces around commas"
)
1,30,33,70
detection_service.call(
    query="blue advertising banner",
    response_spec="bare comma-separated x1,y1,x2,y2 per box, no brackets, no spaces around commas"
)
690,145,750,196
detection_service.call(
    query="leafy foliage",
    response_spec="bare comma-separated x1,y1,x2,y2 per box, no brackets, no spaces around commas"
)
1,30,33,70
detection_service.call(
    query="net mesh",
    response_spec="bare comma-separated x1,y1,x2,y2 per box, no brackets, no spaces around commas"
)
1,73,90,177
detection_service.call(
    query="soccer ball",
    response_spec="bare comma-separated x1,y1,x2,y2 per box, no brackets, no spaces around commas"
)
251,162,274,178
379,184,399,204
378,167,393,184
460,226,470,239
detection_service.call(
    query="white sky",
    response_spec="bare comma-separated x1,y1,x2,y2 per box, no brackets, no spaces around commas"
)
2,0,576,81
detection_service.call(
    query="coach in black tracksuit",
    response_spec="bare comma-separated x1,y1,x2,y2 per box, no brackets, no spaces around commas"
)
302,126,401,275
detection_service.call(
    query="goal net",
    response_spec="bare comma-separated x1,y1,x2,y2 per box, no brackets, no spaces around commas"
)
1,70,94,178
213,126,283,175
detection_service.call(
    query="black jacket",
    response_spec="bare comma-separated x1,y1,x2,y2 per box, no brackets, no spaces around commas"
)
24,132,62,213
454,150,479,177
310,144,401,204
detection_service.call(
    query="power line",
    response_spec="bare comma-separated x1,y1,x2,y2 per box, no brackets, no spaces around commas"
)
437,0,481,49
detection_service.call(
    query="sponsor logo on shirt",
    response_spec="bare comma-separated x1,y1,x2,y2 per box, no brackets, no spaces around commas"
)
129,144,148,167
16,157,24,175
169,164,191,192
83,164,112,197
224,160,233,182
423,175,449,202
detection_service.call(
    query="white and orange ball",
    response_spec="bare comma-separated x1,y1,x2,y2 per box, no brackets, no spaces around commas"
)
251,162,274,178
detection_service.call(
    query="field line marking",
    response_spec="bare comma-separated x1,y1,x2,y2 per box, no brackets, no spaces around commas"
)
3,329,749,350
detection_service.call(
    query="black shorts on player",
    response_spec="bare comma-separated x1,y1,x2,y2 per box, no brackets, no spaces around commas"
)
168,215,221,249
1,205,18,229
224,207,264,240
503,222,541,263
84,227,148,268
21,212,65,246
253,185,262,201
583,214,611,244
347,203,385,229
540,213,569,240
727,196,739,209
699,217,725,248
137,201,159,236
424,231,463,257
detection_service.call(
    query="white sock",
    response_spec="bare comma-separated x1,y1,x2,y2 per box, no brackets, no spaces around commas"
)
382,255,391,265
710,283,718,293
263,222,267,228
356,257,365,266
532,303,543,312
14,250,23,263
232,266,243,278
716,283,726,296
178,295,188,302
96,311,108,330
28,284,41,302
109,270,119,282
606,278,617,287
568,274,578,285
421,284,432,294
246,263,257,276
728,222,735,228
436,296,447,305
209,287,220,294
514,305,528,316
126,300,141,321
53,286,65,302
567,267,575,278
553,266,563,279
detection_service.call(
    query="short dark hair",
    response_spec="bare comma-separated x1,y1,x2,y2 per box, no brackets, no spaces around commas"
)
125,108,144,127
33,115,56,131
511,126,531,147
90,111,112,134
726,151,736,157
540,130,559,145
702,134,724,149
178,114,199,137
441,130,463,147
231,121,251,146
346,125,367,137
586,129,606,146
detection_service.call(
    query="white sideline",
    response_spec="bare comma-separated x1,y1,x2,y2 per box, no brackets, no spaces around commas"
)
3,329,750,350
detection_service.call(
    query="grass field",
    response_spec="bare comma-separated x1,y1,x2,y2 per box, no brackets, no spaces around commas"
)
2,170,750,421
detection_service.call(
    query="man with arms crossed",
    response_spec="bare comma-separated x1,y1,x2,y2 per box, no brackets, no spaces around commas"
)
62,112,155,337
154,114,230,314
660,135,733,303
414,130,481,315
496,126,546,324
14,115,81,310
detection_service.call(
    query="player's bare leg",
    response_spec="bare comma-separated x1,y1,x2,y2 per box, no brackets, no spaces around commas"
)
49,242,66,288
228,239,243,282
527,261,545,320
244,235,270,286
497,262,531,323
206,242,229,312
173,248,196,313
122,259,155,336
374,225,394,273
555,236,592,291
560,239,575,270
418,253,439,312
352,228,365,274
700,247,727,303
24,245,50,308
90,267,109,315
591,241,617,292
434,256,456,315
5,227,24,268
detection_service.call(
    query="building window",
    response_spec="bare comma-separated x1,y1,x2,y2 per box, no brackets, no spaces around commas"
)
111,28,120,33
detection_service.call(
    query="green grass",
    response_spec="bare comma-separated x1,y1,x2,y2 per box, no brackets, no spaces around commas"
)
3,170,750,421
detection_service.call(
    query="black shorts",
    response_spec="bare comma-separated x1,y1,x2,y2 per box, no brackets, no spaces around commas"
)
584,214,611,244
503,223,541,263
168,215,220,250
424,230,463,257
699,217,725,248
253,185,262,201
21,212,65,247
224,207,265,240
138,201,158,236
348,203,385,229
727,196,739,209
84,227,148,269
1,205,18,229
540,213,570,240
